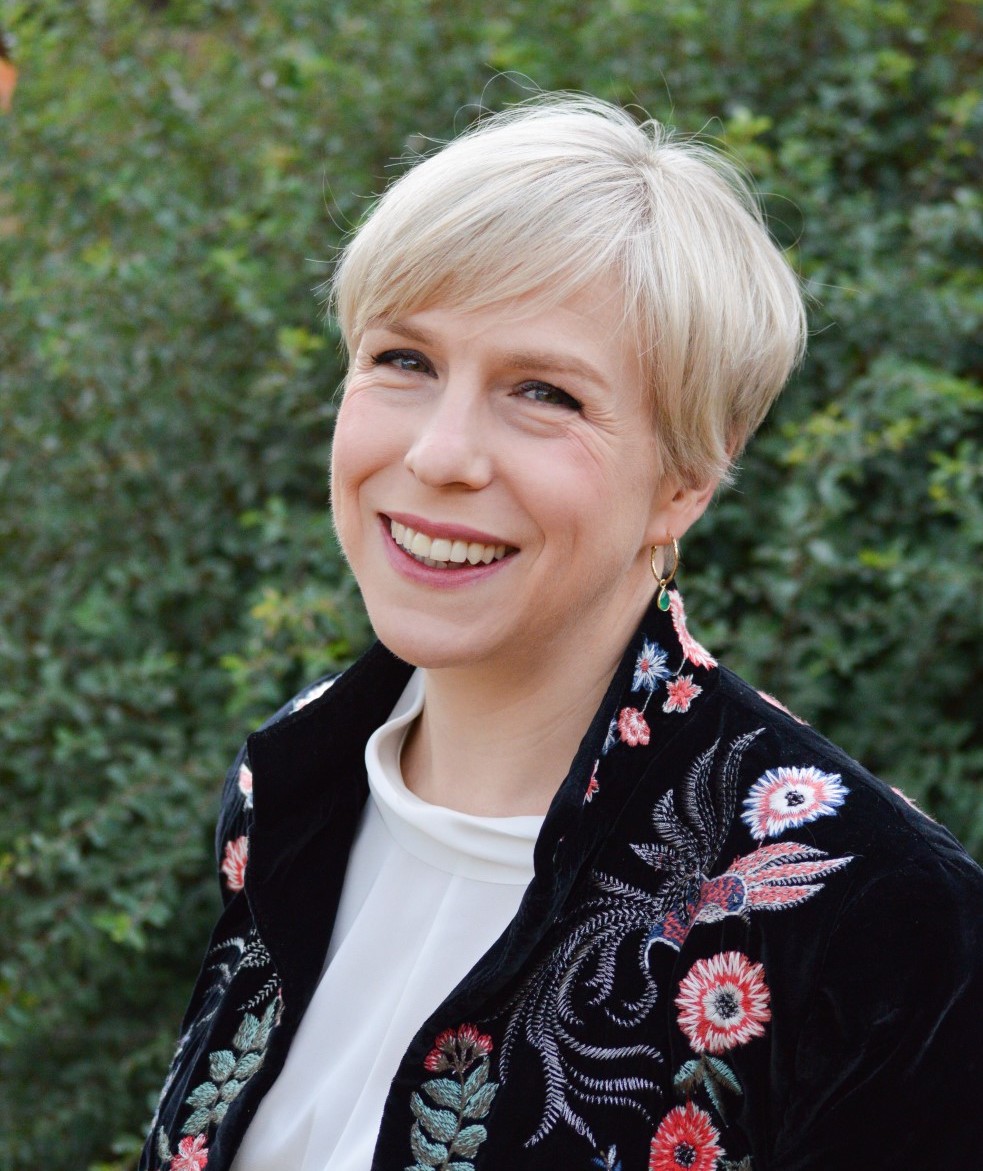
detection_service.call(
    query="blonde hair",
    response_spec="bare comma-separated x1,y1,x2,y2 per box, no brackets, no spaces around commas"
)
330,95,807,487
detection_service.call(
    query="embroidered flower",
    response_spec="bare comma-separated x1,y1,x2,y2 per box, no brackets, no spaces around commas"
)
584,760,600,804
649,1102,723,1171
669,591,717,669
742,766,848,841
662,674,702,714
617,706,650,747
237,762,253,810
424,1023,493,1074
171,1134,209,1171
603,716,619,754
676,951,771,1055
220,835,249,893
633,639,670,692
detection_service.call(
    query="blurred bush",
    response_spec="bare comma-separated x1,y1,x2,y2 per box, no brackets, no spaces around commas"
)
0,0,979,1165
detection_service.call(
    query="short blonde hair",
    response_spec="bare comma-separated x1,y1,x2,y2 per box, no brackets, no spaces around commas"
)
330,94,807,487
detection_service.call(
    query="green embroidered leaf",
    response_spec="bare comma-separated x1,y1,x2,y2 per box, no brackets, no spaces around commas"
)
214,1099,229,1124
156,1128,172,1161
461,1060,488,1100
220,1077,243,1102
464,1082,497,1119
447,1163,476,1171
673,1059,703,1095
254,1000,278,1049
410,1091,428,1121
450,1124,487,1158
186,1081,220,1109
234,1051,264,1081
209,1049,236,1083
704,1075,725,1119
423,1077,463,1111
706,1056,742,1096
409,1120,447,1167
232,1012,260,1052
183,1106,213,1135
418,1104,459,1144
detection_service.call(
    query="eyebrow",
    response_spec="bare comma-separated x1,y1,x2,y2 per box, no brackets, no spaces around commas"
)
368,318,611,389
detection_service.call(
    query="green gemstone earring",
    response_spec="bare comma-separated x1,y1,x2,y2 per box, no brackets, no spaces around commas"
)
650,535,680,612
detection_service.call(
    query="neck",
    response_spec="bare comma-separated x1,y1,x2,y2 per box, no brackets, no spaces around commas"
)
400,600,647,817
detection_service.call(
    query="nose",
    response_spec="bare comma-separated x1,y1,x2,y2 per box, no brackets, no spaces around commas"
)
403,382,493,490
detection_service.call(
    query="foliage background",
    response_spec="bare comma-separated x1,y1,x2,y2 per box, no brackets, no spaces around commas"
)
0,0,980,1165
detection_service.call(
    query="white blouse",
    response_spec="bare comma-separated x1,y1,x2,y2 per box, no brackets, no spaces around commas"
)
230,671,543,1171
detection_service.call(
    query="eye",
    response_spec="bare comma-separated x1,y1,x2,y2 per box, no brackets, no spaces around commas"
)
372,348,434,375
517,381,583,411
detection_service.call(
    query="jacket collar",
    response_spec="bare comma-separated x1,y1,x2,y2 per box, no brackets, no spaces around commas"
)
244,585,719,1011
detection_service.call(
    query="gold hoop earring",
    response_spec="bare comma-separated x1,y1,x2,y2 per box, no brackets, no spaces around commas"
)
650,535,679,612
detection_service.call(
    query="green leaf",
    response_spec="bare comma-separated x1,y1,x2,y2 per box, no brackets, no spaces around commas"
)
409,1121,448,1167
450,1124,487,1158
423,1077,463,1110
464,1082,497,1119
208,1049,236,1083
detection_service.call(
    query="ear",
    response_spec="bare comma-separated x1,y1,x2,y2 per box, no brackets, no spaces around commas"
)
645,475,720,549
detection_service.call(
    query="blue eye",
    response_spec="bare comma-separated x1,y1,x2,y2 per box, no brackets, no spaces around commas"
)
373,349,433,374
519,382,582,411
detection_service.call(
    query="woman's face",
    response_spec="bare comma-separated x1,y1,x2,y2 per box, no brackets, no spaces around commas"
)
330,283,687,676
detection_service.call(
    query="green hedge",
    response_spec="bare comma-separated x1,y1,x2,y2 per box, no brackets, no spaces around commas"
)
0,0,979,1165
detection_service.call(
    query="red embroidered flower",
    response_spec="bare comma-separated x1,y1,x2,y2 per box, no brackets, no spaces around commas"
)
220,835,249,893
676,951,771,1054
237,762,254,809
669,592,717,669
662,675,702,714
617,706,650,747
584,761,600,804
649,1102,723,1171
171,1134,209,1171
424,1023,493,1073
741,766,848,841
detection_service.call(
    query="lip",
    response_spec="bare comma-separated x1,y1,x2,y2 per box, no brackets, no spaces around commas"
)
379,515,516,587
384,511,515,549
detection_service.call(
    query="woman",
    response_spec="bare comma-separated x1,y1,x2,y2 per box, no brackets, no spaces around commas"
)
142,97,983,1171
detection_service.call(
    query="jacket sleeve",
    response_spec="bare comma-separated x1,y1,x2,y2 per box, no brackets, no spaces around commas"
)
771,842,983,1168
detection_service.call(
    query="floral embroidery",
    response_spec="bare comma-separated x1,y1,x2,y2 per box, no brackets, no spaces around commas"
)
676,952,770,1054
171,1134,209,1171
181,993,281,1137
584,760,600,804
594,1147,623,1171
671,952,769,1125
742,766,847,841
633,638,671,691
618,706,651,747
409,1024,498,1171
499,732,762,1148
669,592,717,669
237,762,253,810
649,1102,723,1171
220,835,249,893
663,675,702,714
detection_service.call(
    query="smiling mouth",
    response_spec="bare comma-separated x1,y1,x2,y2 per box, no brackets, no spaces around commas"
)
389,518,514,569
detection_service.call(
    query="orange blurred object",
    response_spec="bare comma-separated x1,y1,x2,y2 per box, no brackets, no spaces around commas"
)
0,58,16,112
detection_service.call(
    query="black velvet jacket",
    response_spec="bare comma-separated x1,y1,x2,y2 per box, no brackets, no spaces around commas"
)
141,589,983,1171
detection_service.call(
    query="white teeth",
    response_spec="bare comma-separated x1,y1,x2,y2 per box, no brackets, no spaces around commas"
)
389,520,510,569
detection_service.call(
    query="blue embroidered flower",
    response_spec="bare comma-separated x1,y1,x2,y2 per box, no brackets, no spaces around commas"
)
632,639,670,693
742,767,848,841
603,716,619,755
